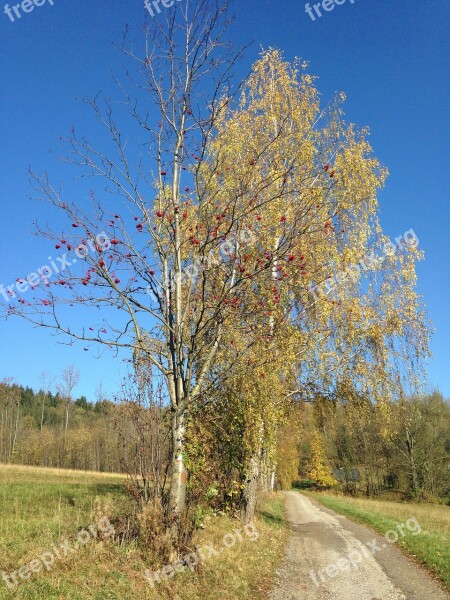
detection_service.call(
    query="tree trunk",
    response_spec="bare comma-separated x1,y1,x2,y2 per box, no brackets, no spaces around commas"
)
0,408,4,462
242,452,260,524
406,430,419,497
168,408,187,516
270,465,276,492
40,392,46,432
11,402,20,462
64,402,69,448
258,446,275,493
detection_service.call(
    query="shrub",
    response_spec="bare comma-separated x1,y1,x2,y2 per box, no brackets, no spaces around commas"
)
292,479,316,490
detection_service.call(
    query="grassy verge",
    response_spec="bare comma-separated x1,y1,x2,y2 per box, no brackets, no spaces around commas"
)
304,491,450,590
0,464,287,599
149,493,288,600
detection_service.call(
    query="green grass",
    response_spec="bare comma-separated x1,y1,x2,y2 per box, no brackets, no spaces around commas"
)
305,491,450,590
0,464,288,599
0,464,127,565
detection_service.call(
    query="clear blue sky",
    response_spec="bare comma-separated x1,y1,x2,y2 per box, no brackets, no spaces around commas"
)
0,0,449,399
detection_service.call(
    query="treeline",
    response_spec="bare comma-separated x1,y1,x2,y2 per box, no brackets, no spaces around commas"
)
279,389,450,501
0,380,129,472
2,378,449,505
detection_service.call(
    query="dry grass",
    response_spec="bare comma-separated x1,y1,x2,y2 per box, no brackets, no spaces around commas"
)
321,496,450,538
0,463,126,484
0,465,287,599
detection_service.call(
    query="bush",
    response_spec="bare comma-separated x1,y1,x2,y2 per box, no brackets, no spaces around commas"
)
292,479,316,490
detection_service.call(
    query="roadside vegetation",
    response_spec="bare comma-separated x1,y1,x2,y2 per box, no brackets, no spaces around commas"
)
281,390,450,503
0,464,287,600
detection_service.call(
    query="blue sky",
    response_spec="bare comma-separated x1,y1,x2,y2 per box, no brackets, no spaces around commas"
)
0,0,449,399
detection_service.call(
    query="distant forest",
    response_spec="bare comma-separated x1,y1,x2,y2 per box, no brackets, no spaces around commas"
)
0,378,128,473
1,378,449,502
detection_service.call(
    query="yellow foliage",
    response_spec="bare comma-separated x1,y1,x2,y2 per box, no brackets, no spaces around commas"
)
306,431,337,488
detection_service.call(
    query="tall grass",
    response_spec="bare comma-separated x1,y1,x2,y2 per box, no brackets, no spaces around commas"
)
0,464,287,599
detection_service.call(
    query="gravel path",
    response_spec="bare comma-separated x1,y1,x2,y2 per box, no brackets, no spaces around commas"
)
269,491,449,600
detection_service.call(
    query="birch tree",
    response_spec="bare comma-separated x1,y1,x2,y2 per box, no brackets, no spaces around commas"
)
2,2,430,534
57,365,80,452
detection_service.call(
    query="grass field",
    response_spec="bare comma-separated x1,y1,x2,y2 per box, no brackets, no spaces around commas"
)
0,464,287,599
307,491,450,590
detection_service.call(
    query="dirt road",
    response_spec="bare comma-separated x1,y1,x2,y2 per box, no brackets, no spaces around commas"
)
269,491,449,600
